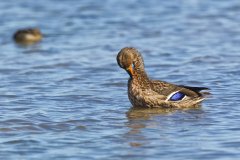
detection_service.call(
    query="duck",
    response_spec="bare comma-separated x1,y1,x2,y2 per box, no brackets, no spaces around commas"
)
117,47,210,108
13,28,42,44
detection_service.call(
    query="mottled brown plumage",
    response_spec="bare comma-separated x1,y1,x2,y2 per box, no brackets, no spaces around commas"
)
13,28,42,44
117,47,209,108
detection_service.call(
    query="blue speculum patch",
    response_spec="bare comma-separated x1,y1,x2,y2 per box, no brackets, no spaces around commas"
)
169,92,185,101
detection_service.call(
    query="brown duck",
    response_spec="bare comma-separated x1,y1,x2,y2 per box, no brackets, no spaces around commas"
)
13,28,42,44
117,47,209,108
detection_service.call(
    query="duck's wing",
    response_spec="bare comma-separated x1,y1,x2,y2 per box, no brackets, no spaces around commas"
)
178,85,209,92
151,80,209,102
177,85,210,97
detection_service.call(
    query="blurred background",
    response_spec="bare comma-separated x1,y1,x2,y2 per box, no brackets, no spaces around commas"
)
0,0,240,159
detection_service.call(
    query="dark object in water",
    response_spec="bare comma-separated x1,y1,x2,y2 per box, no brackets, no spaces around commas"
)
13,28,42,44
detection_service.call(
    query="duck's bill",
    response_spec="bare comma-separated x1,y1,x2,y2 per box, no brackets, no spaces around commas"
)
126,66,134,77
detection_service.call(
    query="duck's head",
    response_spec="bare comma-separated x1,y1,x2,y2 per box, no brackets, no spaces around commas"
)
117,47,144,77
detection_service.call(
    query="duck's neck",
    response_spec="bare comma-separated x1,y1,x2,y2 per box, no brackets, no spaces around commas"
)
132,57,149,82
134,67,148,79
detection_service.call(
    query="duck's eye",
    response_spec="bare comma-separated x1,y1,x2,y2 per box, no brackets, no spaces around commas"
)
169,92,185,101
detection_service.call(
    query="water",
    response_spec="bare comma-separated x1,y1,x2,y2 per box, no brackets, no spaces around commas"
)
0,0,240,159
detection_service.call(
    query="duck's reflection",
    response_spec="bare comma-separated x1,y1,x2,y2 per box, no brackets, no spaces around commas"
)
127,107,177,120
125,106,202,148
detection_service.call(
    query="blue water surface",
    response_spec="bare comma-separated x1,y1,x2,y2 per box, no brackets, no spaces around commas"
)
0,0,240,159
